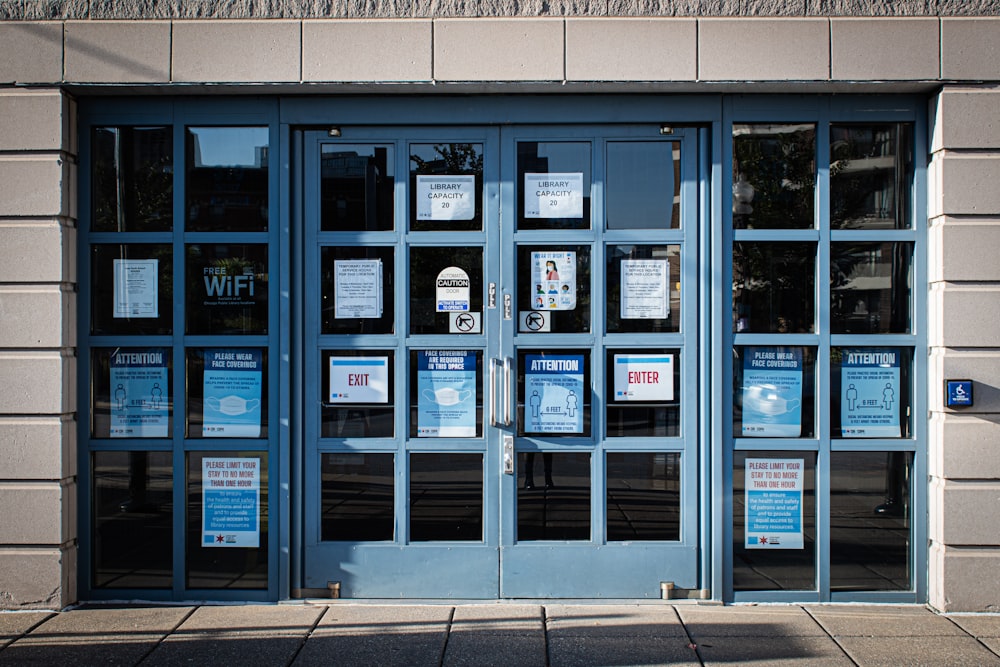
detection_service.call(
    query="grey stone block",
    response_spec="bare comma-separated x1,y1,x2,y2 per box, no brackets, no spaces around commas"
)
608,0,805,16
347,0,415,17
0,23,63,84
939,0,1000,15
0,0,89,20
807,0,932,15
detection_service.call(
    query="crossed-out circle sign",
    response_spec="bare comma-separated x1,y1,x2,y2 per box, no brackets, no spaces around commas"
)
454,313,476,332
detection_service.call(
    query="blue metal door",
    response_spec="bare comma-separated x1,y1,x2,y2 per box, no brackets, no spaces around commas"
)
302,124,701,598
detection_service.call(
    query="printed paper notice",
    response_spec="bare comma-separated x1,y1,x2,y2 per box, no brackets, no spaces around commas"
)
417,175,475,221
328,357,389,403
841,348,901,438
525,354,584,433
531,251,576,311
202,349,263,437
741,347,803,438
436,266,471,312
745,458,804,549
202,457,260,548
613,354,673,402
335,259,382,319
621,259,668,320
113,259,158,318
109,348,168,438
524,172,583,219
417,350,476,437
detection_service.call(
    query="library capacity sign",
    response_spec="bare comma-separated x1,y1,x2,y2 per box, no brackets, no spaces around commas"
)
840,348,901,438
745,458,804,550
109,348,168,438
202,457,261,548
525,353,584,433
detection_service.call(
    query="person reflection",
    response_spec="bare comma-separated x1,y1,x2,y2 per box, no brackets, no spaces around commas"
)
523,452,554,489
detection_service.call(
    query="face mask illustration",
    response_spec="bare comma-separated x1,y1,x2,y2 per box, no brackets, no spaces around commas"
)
422,387,472,406
744,384,799,417
206,395,261,416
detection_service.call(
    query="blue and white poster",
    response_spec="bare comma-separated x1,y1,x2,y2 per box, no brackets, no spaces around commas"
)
417,350,477,437
525,354,584,433
745,458,804,550
202,457,260,548
109,348,168,438
742,347,803,437
841,348,901,438
202,349,263,437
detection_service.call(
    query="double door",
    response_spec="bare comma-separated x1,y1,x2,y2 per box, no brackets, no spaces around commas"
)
302,124,701,598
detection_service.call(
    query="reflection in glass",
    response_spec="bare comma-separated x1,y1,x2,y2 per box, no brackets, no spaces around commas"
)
409,143,483,231
831,347,912,439
606,245,680,333
320,246,394,335
517,350,590,437
186,244,268,335
733,242,815,334
321,453,394,541
91,347,172,439
517,452,591,541
92,126,173,232
321,350,394,438
734,346,816,439
186,127,269,232
733,451,816,591
831,451,912,590
410,453,483,541
606,349,680,437
732,124,815,229
186,452,268,589
831,124,913,230
517,246,591,334
321,144,394,231
606,141,680,229
831,242,912,334
517,142,591,230
409,350,482,438
606,453,680,541
186,348,268,439
93,451,172,588
91,244,173,335
409,246,483,335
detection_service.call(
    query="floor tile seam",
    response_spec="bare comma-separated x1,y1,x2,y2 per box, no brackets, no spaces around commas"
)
135,605,199,666
541,605,551,667
671,604,705,666
0,612,56,654
801,605,862,667
941,614,1000,661
437,607,456,667
282,605,327,667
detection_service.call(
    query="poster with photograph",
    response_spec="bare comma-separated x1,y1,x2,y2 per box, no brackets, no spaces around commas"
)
525,353,584,433
741,347,803,437
417,350,477,437
840,348,901,438
113,258,158,319
745,458,804,549
202,457,260,548
416,175,475,221
109,348,168,438
202,349,263,437
621,259,668,320
334,259,382,319
530,251,576,311
524,172,583,219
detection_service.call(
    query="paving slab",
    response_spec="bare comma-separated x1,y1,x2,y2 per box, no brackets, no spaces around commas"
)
677,605,828,638
451,604,543,632
546,604,688,638
0,606,192,666
836,635,1000,666
978,636,1000,657
807,605,967,637
949,614,1000,637
443,633,546,666
141,604,323,667
695,635,854,666
0,612,51,649
549,635,701,667
314,603,453,634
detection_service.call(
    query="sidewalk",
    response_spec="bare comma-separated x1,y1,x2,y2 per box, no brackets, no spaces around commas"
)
2,602,1000,666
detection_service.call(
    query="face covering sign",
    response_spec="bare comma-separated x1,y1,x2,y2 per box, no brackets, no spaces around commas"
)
741,347,803,437
202,349,263,437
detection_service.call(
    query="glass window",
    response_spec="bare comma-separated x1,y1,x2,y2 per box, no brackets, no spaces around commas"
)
321,350,394,439
832,347,912,439
831,124,913,230
733,451,816,591
517,246,591,334
320,246,394,335
321,143,394,231
409,350,483,439
186,127,269,232
831,242,912,334
409,246,483,336
735,346,816,440
186,348,267,439
92,126,173,232
92,451,173,588
409,453,484,542
732,124,816,230
517,350,590,437
409,143,484,231
517,142,591,230
606,244,681,334
321,453,394,541
733,242,816,334
831,451,912,590
186,244,269,335
91,347,172,439
517,452,591,541
606,349,680,438
606,453,680,541
186,452,268,589
90,244,173,336
606,141,680,230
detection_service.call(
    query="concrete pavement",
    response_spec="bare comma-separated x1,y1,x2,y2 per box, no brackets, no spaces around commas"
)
2,602,1000,666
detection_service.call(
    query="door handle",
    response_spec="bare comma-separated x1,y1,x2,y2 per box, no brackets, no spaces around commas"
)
503,356,512,426
489,358,498,427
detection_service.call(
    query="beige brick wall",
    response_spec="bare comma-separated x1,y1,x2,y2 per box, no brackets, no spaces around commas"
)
0,89,76,609
928,84,1000,612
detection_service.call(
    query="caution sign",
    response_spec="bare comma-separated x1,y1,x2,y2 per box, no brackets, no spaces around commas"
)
436,266,471,312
